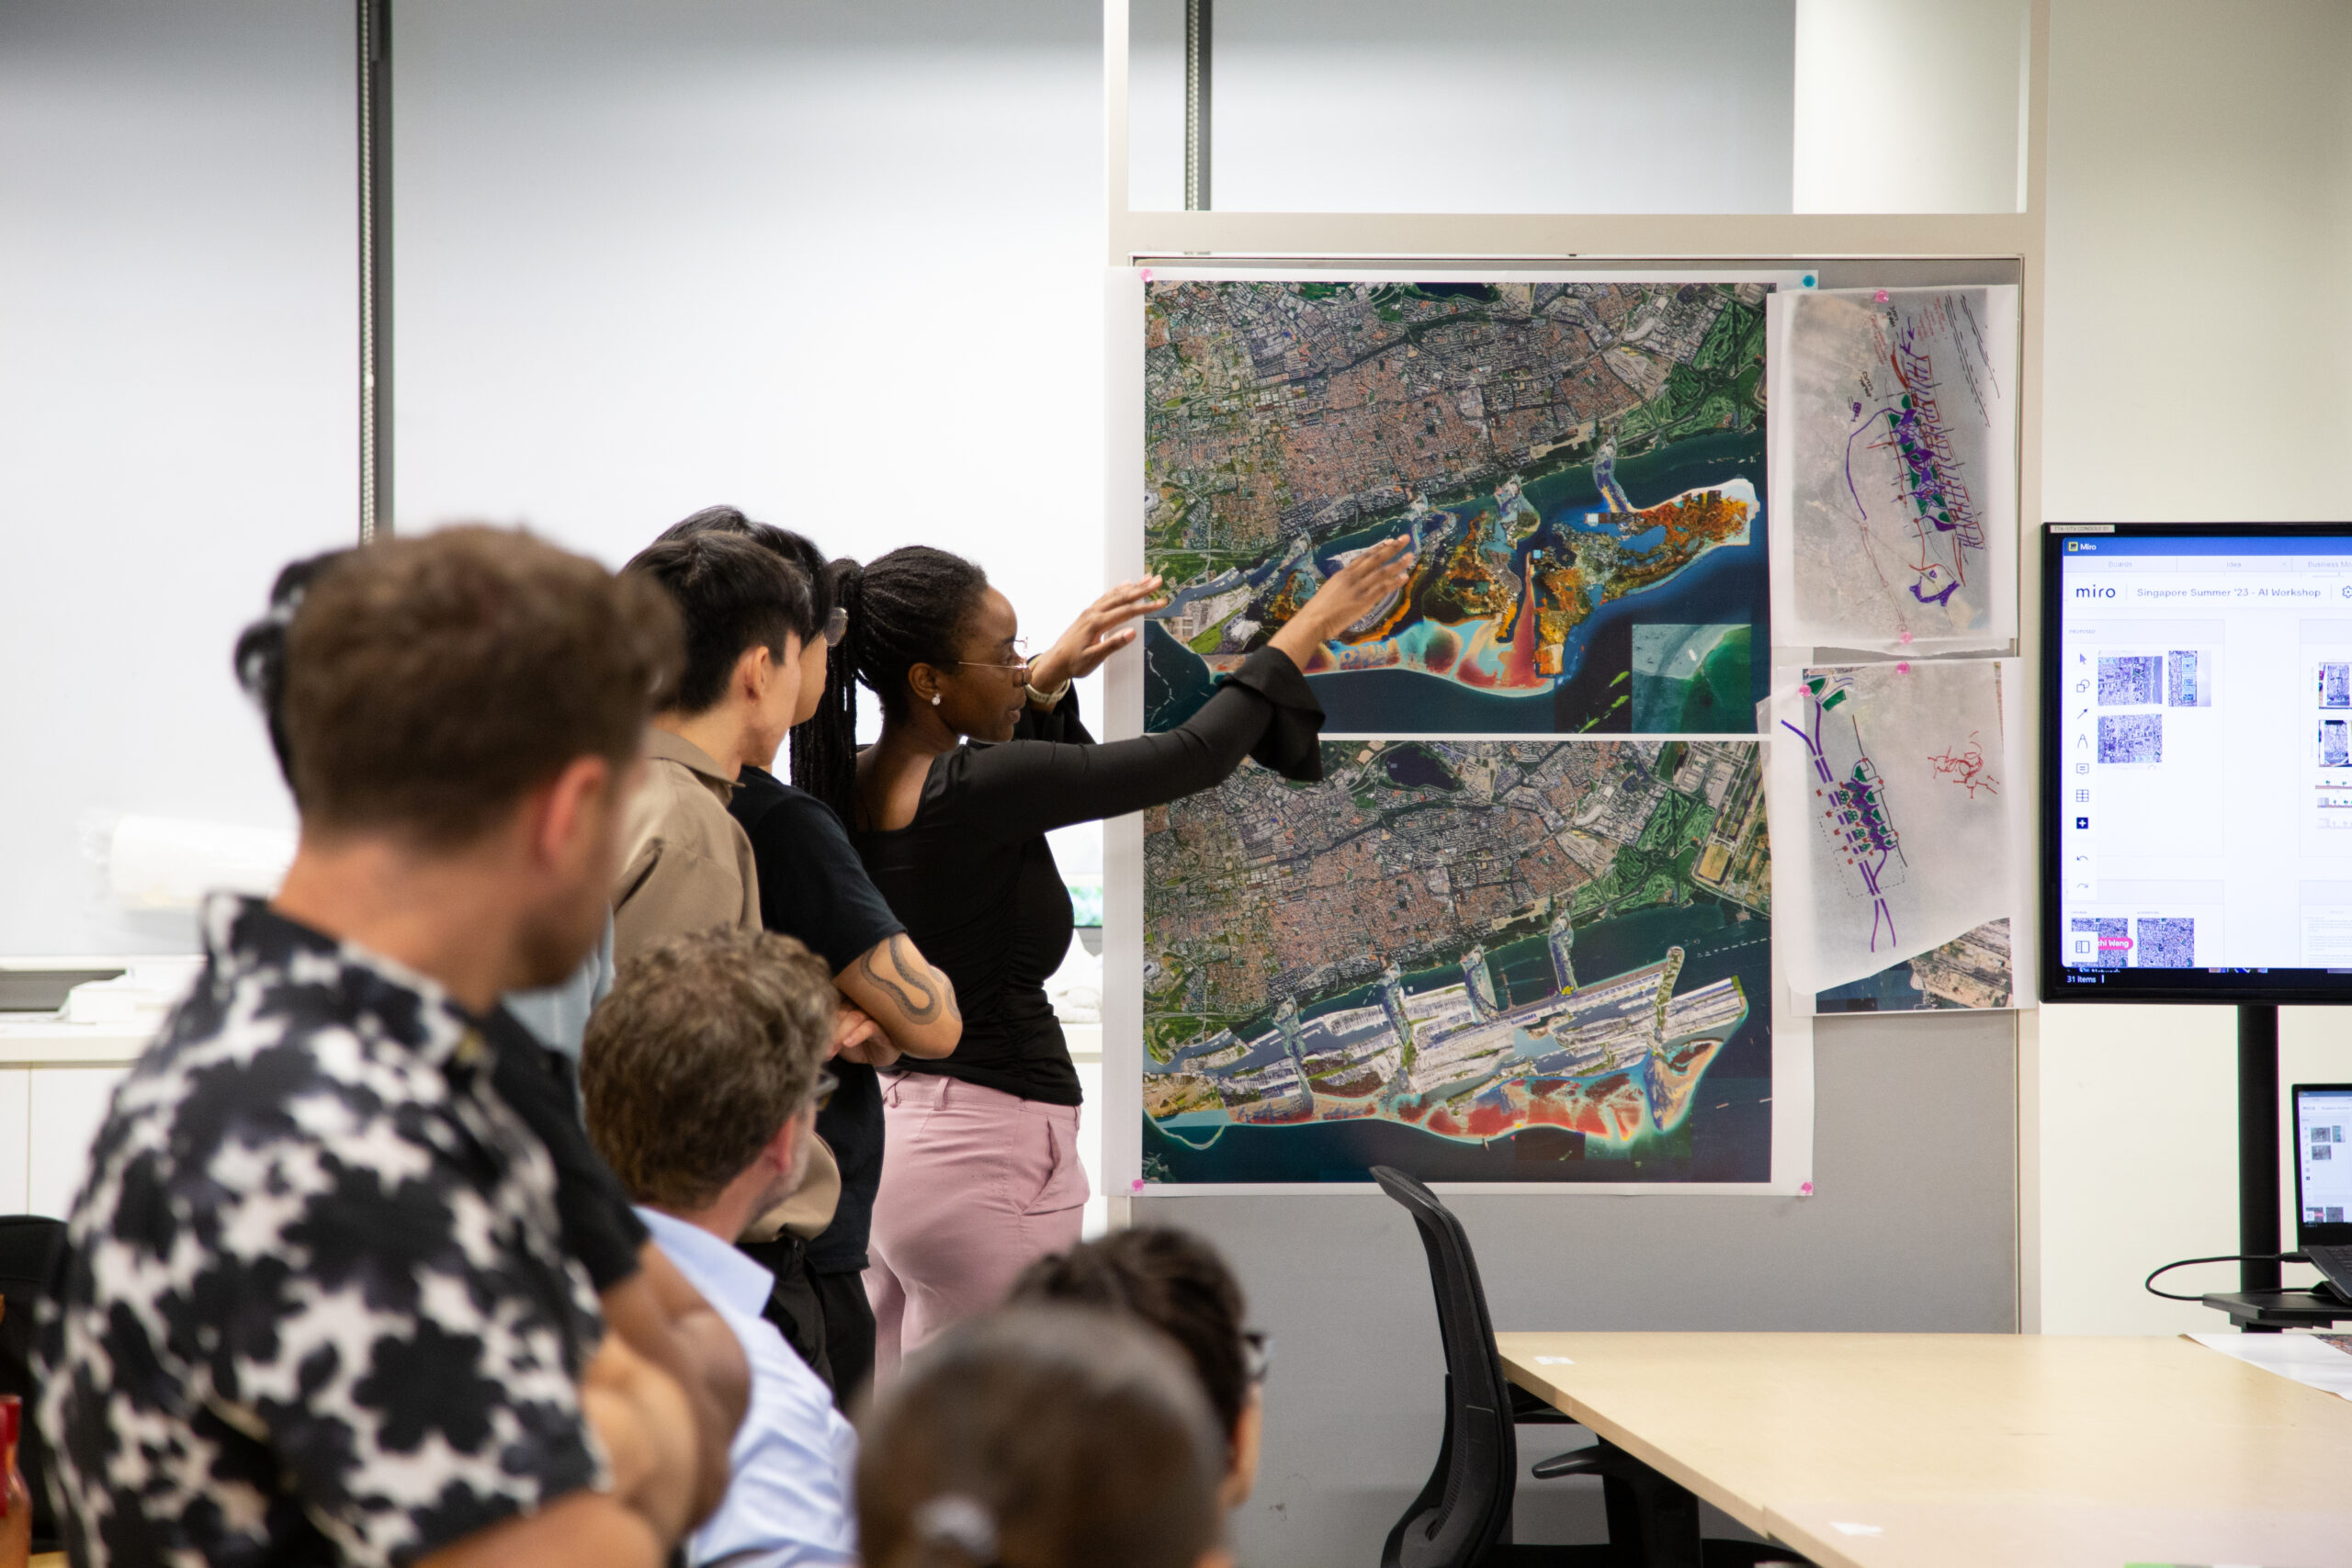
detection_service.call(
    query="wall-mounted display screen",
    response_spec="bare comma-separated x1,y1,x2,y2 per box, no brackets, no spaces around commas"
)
2042,523,2352,1002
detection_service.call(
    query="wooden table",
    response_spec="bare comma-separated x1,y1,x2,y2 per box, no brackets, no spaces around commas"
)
1498,1332,2352,1568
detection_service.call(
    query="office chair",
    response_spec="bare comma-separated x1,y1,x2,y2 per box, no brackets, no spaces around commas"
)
0,1215,67,1555
1371,1167,1808,1568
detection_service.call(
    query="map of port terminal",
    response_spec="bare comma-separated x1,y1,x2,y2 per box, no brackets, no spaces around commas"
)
1142,278,1770,735
1142,739,1773,1185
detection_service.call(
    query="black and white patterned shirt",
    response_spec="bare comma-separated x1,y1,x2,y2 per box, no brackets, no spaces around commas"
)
38,897,609,1567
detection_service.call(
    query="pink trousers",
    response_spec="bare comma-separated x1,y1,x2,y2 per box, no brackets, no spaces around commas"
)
865,1072,1089,1384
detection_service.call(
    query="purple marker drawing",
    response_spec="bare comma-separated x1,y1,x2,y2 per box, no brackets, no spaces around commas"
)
1832,303,1987,619
1781,672,1906,954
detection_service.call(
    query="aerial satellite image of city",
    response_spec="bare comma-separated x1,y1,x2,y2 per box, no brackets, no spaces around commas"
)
1814,918,2014,1012
1141,739,1773,1185
1143,278,1771,735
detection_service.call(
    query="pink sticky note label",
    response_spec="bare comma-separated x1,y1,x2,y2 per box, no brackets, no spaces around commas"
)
1800,1181,1815,1197
1873,289,1890,302
1129,1178,1146,1191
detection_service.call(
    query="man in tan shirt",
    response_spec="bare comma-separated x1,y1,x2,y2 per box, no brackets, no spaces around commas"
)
615,531,849,1344
613,726,763,964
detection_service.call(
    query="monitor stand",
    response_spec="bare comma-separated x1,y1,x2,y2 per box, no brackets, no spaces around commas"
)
2200,1003,2352,1331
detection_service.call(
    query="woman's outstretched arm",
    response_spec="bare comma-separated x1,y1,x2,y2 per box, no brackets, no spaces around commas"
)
953,537,1415,840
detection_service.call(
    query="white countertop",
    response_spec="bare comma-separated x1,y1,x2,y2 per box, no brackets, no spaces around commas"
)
0,1017,159,1065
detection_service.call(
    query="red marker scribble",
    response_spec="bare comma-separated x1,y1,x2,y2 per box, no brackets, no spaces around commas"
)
1928,730,1999,799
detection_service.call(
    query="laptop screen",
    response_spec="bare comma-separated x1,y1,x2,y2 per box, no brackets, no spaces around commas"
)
2296,1083,2352,1246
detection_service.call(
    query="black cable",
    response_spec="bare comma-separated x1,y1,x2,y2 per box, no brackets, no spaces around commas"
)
2143,1251,2306,1302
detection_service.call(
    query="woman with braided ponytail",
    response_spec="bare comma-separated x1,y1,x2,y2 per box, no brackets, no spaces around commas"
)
805,536,1414,1374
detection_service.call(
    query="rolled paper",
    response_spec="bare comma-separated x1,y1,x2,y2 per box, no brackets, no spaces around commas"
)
109,815,296,910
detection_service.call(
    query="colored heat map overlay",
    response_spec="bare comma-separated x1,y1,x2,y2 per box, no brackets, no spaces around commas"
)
1142,739,1770,1179
1145,279,1768,728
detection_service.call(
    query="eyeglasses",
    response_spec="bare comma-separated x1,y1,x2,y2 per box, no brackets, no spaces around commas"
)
955,637,1032,675
822,605,849,649
1242,1331,1272,1386
812,1070,839,1113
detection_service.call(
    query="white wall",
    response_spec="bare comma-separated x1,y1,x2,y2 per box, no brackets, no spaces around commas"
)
0,1,356,957
393,0,1107,666
1142,0,1796,214
2036,0,2352,1333
1792,0,2025,212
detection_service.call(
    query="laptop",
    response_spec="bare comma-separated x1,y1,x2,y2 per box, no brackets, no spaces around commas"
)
2294,1082,2352,1303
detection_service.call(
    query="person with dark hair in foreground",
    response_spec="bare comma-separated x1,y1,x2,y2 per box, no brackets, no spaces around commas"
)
799,536,1414,1373
1009,1226,1264,1511
228,542,753,1525
239,546,623,1063
856,1306,1231,1568
582,929,860,1568
659,506,962,1407
43,528,730,1568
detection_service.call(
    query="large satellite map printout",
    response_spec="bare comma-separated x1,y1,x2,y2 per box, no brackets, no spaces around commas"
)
1143,278,1772,736
1142,739,1773,1185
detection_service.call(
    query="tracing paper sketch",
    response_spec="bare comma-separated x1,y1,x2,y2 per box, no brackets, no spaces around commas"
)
1770,658,2021,993
1770,287,2018,652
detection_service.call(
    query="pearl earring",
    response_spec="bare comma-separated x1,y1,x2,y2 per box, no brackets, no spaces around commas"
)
931,693,942,706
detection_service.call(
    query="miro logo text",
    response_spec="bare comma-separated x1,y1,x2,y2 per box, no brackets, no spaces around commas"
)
2074,585,2116,598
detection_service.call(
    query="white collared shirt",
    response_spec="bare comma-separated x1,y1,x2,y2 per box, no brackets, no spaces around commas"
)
637,1207,859,1568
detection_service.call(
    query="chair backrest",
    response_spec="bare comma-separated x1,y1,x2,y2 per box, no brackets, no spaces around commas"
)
0,1215,67,1554
1373,1165,1518,1568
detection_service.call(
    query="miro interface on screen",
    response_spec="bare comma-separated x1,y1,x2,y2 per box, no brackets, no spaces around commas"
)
2059,534,2352,976
2301,1088,2352,1225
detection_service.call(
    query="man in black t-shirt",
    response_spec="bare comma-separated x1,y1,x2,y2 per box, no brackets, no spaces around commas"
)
731,761,958,1407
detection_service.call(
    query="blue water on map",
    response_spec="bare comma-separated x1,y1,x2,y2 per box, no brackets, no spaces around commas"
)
1148,426,1770,735
1142,897,1773,1185
1815,960,1945,1013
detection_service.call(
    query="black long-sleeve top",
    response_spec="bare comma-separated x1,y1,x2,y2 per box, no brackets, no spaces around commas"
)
851,646,1324,1104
